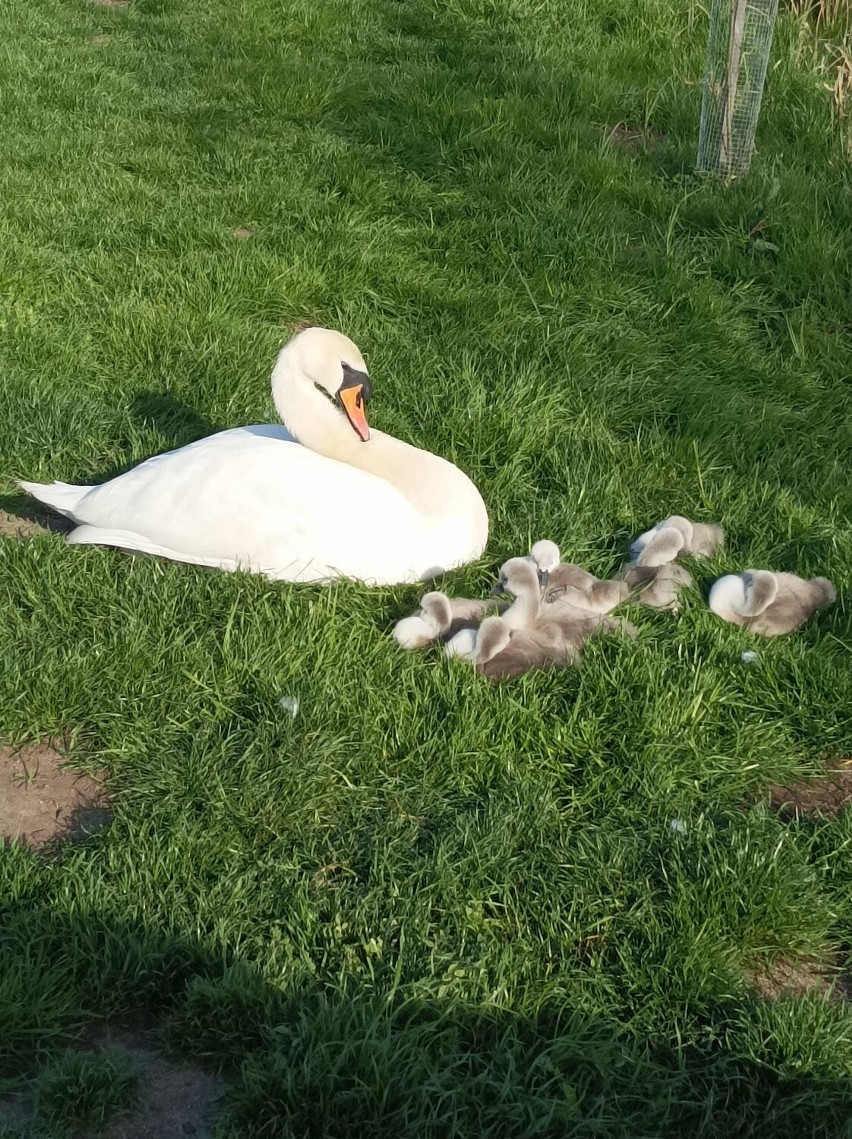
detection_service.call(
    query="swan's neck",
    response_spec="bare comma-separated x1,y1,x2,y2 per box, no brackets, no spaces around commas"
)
270,345,489,561
271,350,418,487
272,351,364,464
502,585,540,631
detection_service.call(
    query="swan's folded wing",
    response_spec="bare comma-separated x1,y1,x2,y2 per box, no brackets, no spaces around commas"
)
63,428,433,583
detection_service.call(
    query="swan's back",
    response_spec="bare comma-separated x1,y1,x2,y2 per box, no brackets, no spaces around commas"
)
63,428,437,583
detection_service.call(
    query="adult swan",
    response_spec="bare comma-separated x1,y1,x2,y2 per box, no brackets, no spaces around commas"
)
19,328,489,585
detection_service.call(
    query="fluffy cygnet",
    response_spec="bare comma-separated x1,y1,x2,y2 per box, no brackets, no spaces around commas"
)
393,591,502,649
616,562,694,611
708,570,836,637
445,556,545,658
448,556,635,678
528,539,628,614
629,516,724,567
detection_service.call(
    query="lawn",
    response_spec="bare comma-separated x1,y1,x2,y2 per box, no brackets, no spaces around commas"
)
2,0,852,1134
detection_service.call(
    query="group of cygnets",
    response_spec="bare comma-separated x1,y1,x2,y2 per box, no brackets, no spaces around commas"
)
393,515,837,680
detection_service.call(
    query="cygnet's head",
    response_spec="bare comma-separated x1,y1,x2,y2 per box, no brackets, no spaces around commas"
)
492,557,541,599
279,326,373,442
419,591,453,634
740,570,779,616
634,526,685,568
529,540,561,574
528,540,560,589
391,591,453,649
660,516,694,544
476,616,512,664
709,571,777,620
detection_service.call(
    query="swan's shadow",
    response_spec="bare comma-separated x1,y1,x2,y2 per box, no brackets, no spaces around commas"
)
0,393,224,534
131,391,220,449
0,493,74,536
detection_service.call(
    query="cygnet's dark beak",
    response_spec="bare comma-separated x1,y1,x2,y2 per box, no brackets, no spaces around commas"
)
338,363,372,442
489,578,507,598
537,569,550,592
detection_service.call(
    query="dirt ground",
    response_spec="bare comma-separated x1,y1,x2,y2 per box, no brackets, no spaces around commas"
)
0,1027,224,1139
767,762,852,821
749,955,849,1002
0,504,72,539
0,741,111,850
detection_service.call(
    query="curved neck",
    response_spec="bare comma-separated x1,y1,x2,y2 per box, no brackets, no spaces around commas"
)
503,584,540,631
271,346,364,464
269,343,488,555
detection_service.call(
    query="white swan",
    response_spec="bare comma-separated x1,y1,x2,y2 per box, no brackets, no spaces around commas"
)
18,328,489,585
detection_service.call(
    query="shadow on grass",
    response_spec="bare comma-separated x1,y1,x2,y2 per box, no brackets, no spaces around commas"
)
0,492,74,536
129,392,221,450
1,905,851,1137
0,394,222,521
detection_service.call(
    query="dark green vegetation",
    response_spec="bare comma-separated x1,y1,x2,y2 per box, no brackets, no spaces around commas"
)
1,0,851,1134
31,1047,138,1137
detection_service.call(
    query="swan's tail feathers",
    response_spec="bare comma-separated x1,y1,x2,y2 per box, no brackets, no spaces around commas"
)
66,525,156,553
17,480,93,521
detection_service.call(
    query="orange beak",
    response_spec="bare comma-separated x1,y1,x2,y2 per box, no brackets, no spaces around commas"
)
338,383,371,442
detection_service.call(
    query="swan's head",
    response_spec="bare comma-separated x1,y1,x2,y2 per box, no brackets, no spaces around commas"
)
528,540,561,588
491,557,540,599
290,326,373,442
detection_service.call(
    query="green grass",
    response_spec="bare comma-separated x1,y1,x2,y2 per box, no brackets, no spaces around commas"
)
32,1047,138,1137
1,0,852,1134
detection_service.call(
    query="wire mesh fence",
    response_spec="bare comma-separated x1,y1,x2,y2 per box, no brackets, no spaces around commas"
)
697,0,780,177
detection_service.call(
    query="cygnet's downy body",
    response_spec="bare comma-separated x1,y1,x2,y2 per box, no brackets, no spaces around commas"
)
450,557,634,679
629,516,724,567
393,591,502,649
708,570,836,637
528,540,628,614
616,562,694,611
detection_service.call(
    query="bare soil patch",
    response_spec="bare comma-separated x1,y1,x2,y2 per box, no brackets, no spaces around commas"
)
0,508,44,538
606,123,667,152
0,1027,224,1139
0,741,110,850
100,1029,224,1139
230,225,254,239
0,501,73,537
89,0,130,8
749,955,849,1002
767,763,852,821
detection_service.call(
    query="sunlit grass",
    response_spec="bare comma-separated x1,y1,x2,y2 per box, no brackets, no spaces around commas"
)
1,0,851,1134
